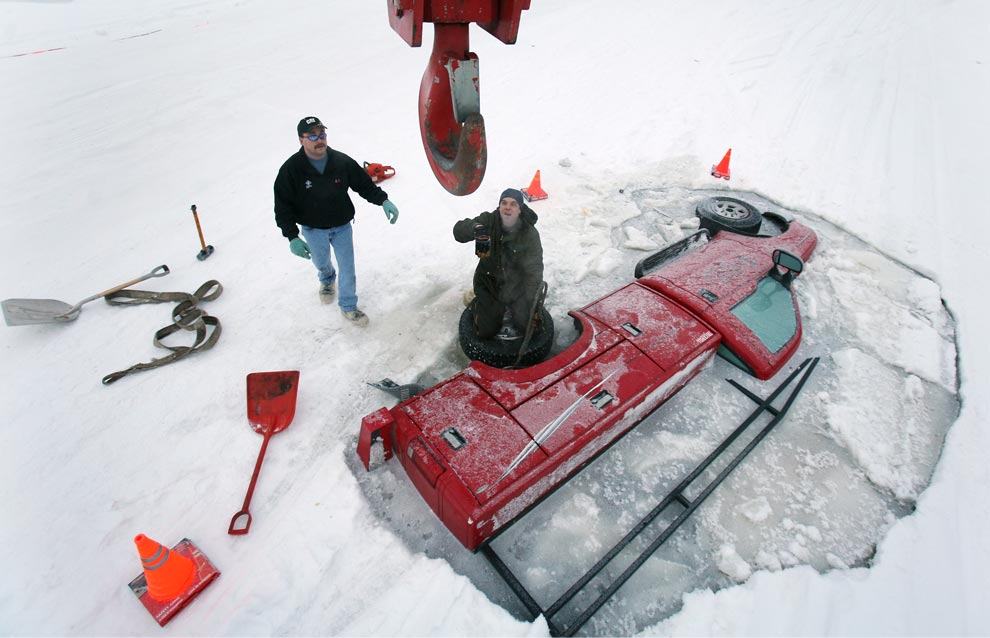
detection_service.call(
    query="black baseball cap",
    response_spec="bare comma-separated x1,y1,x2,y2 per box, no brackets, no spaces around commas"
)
297,116,325,136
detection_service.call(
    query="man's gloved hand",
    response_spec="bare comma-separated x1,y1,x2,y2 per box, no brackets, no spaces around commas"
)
473,223,491,258
382,199,399,224
289,237,311,259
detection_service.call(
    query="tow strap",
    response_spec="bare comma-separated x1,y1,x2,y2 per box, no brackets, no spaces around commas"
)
101,280,223,385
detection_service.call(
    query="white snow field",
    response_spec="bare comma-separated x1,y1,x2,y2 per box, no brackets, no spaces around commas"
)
1,1,987,636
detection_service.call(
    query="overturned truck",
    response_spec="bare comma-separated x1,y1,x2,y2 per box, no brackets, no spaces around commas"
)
357,196,818,632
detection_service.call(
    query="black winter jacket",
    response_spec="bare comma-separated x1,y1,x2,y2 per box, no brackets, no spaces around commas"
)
453,205,543,306
273,147,388,240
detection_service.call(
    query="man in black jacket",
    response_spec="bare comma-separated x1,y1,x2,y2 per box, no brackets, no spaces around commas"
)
273,116,400,327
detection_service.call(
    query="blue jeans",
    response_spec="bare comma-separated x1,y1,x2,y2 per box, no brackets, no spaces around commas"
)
300,223,357,311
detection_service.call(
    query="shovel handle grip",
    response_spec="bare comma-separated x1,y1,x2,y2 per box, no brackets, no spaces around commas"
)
228,510,252,535
115,263,169,287
228,429,273,536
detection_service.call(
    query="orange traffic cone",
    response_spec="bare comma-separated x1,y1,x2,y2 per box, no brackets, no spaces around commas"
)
129,535,221,626
134,533,195,601
521,170,548,201
711,148,731,180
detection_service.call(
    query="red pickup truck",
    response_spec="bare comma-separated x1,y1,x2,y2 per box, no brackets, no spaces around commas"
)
358,197,817,552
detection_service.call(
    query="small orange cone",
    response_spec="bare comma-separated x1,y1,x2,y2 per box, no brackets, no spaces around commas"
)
129,535,220,626
134,534,195,601
521,169,548,201
711,148,731,180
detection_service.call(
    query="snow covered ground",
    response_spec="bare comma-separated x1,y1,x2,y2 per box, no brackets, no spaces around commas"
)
1,1,988,635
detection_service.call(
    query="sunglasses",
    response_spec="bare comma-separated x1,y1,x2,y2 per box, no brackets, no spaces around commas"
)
302,131,327,142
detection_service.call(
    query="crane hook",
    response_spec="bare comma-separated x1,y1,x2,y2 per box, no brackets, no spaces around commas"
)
419,23,486,196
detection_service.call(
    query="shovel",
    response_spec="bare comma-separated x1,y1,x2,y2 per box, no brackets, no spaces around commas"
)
2,264,170,326
228,370,300,535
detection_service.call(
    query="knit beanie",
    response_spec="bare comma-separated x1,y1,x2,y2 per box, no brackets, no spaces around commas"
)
499,188,525,207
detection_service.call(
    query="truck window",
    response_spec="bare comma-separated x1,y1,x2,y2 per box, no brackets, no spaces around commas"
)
729,276,797,353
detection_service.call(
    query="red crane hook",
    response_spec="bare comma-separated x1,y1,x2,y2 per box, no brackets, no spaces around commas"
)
420,23,486,196
387,0,531,196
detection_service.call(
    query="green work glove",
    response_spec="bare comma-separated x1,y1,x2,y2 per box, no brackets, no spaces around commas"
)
289,237,311,259
382,199,399,224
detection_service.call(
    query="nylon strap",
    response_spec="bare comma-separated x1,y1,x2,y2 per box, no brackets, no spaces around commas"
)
101,280,223,385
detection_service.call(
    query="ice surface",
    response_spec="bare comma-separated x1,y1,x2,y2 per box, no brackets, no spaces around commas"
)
355,186,960,634
826,348,948,500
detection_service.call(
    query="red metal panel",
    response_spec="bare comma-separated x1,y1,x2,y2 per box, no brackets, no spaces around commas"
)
424,0,495,23
511,342,663,455
387,0,425,46
437,472,478,548
479,0,529,44
401,376,547,499
357,407,395,470
638,221,818,311
650,240,768,311
391,410,443,515
583,284,718,371
465,312,623,410
387,0,532,46
637,221,818,380
727,221,818,261
406,437,445,487
480,347,718,546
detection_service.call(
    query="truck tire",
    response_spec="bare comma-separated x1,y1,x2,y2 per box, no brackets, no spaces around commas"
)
458,306,555,368
695,196,762,236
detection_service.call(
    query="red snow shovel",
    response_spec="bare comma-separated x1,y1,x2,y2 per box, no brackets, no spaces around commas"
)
228,370,300,535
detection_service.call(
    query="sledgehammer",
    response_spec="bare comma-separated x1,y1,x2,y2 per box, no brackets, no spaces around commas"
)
189,204,215,261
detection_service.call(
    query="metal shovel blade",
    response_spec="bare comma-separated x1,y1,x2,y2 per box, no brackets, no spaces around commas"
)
229,370,300,535
1,299,78,325
1,264,169,327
